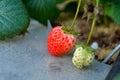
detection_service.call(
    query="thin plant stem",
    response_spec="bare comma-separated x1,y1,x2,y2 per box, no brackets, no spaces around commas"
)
70,0,82,30
86,16,96,45
86,0,99,45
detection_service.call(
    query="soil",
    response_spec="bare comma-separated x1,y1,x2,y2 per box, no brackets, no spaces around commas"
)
55,12,120,65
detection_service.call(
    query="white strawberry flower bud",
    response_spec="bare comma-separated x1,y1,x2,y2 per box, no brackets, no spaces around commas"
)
72,44,95,69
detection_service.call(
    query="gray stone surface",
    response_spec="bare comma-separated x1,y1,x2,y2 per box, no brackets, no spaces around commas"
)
0,20,111,80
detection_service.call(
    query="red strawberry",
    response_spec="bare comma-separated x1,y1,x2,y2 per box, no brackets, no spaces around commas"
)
47,26,76,56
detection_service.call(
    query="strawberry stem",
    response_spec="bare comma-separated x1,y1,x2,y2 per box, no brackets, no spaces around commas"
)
86,0,99,45
86,15,96,45
70,0,82,30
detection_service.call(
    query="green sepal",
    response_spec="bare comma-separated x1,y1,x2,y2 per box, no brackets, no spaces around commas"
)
75,44,95,54
61,25,80,36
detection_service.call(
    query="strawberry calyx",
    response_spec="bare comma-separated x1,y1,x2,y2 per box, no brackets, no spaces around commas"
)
61,26,79,36
75,44,95,54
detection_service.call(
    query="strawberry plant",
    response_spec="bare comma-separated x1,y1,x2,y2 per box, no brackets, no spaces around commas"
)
46,0,96,68
47,0,120,69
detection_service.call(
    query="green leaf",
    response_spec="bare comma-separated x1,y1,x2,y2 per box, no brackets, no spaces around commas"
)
0,0,29,40
22,0,64,25
105,4,120,25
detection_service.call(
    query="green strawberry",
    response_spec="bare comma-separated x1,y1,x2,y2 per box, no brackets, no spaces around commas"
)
72,44,95,69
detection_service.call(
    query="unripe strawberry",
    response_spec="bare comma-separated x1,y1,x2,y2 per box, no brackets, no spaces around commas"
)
72,44,95,69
